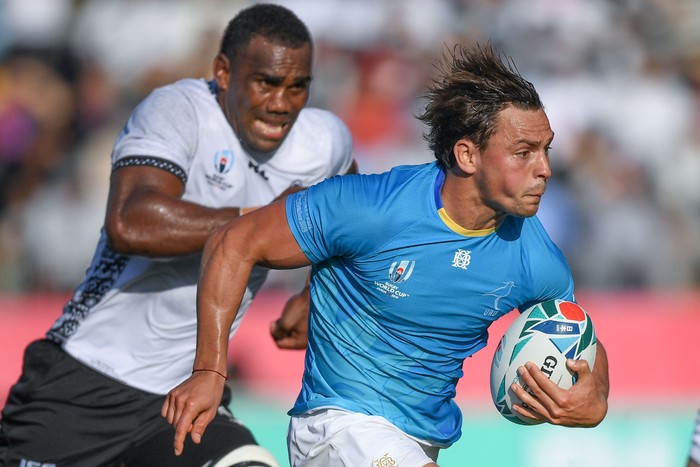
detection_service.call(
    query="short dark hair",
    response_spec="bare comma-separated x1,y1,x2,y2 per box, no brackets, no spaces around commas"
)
220,3,312,62
418,43,544,168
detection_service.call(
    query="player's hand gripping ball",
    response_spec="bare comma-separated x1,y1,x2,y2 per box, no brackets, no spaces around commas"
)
489,299,597,425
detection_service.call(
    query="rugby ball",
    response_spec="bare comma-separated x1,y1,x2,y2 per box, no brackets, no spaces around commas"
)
489,299,597,425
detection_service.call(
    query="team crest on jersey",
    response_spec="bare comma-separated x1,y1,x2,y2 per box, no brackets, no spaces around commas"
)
214,150,234,174
373,453,397,467
389,260,415,283
451,249,471,269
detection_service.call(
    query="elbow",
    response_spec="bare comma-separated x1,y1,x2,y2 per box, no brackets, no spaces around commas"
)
104,214,139,254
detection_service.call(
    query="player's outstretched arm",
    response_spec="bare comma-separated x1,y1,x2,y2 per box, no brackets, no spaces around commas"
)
162,198,311,455
511,341,609,427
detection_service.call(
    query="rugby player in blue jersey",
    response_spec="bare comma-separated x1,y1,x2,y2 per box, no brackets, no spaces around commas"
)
164,43,609,466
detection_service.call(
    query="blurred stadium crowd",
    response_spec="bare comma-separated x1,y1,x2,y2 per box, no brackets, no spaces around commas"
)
0,0,698,293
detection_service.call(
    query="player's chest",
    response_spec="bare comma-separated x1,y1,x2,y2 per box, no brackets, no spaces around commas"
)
358,236,529,336
182,139,322,208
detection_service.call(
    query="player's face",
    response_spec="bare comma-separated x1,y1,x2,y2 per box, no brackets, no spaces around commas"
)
476,106,554,218
214,36,312,153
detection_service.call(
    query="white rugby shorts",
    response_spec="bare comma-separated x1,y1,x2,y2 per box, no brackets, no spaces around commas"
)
288,408,440,466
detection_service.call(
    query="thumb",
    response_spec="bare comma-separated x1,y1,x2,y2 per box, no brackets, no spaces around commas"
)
567,358,592,378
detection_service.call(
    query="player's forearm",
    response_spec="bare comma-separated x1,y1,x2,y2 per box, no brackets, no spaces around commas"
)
593,341,610,401
193,223,255,371
579,340,609,427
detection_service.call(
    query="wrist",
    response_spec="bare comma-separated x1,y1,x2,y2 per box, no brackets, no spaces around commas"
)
192,368,229,380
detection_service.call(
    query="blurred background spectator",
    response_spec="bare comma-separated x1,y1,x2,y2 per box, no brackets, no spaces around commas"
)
0,0,698,293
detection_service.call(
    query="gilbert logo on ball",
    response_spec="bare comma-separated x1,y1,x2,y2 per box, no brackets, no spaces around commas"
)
489,299,597,425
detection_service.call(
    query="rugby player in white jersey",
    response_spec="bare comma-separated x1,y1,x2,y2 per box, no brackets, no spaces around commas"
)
0,4,356,466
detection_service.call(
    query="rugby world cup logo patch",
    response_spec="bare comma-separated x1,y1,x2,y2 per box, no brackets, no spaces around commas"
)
389,260,415,283
214,150,234,174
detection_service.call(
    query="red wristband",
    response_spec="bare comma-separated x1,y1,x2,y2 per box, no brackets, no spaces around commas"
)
192,368,229,380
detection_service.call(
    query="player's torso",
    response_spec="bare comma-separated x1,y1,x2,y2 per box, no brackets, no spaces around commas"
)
318,216,538,370
53,82,346,393
312,166,541,359
358,222,528,342
298,166,552,444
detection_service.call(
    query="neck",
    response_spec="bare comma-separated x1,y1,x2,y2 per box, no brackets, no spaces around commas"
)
440,168,504,231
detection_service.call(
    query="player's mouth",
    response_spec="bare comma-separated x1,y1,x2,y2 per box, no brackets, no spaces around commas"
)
526,185,546,198
253,119,289,141
524,190,545,204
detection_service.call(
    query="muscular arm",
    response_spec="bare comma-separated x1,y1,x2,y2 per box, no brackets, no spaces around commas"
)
193,199,311,373
104,166,240,256
104,164,305,257
163,198,311,455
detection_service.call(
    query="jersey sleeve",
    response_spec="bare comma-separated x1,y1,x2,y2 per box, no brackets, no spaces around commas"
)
302,108,354,178
285,173,382,263
324,111,354,176
111,85,196,176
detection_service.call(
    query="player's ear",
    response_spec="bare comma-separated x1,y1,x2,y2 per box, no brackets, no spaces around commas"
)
453,138,478,175
213,53,231,91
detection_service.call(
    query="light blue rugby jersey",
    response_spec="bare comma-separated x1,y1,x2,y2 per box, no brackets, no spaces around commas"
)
285,161,574,446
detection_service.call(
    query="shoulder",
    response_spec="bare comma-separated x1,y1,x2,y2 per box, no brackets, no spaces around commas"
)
113,79,211,167
280,108,353,176
296,107,347,129
293,108,350,143
152,78,209,96
140,79,211,110
289,163,440,258
310,162,437,210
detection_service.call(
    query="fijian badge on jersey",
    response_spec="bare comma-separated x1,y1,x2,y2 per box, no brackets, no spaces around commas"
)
389,260,415,283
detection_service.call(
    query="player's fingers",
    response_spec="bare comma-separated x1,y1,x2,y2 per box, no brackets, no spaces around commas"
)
161,393,175,424
173,417,191,456
510,367,543,407
270,319,286,340
511,400,543,422
520,361,564,403
567,358,592,378
509,378,547,423
190,410,215,445
512,364,563,420
171,396,201,455
271,319,307,349
161,395,169,419
276,334,307,350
